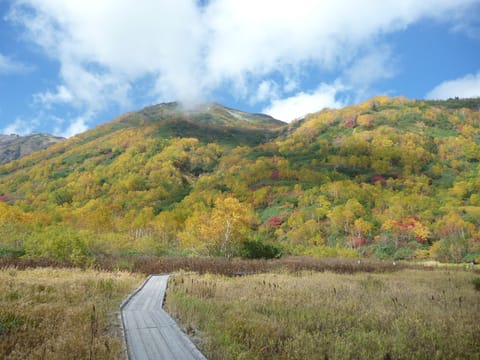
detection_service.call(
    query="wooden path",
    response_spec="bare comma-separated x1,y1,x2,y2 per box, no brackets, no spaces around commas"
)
121,275,206,360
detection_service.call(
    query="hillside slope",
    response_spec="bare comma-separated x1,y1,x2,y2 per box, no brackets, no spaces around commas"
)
0,133,65,165
0,97,479,262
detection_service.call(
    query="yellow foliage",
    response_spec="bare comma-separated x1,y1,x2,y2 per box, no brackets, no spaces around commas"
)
415,249,430,260
353,218,373,237
357,114,375,128
179,196,258,257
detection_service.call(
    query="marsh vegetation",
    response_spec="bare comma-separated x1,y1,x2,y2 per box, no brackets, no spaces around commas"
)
0,268,141,359
166,269,480,359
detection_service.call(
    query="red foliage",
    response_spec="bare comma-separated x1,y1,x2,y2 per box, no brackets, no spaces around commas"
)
349,236,366,248
267,216,283,228
371,174,386,185
344,116,357,128
415,237,427,244
0,195,9,202
270,170,280,179
389,216,428,244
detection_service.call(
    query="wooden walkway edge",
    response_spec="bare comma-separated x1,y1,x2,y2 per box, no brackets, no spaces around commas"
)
121,275,206,360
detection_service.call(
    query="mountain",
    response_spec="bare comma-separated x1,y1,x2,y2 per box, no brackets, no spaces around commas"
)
0,133,65,165
0,97,479,263
77,102,284,147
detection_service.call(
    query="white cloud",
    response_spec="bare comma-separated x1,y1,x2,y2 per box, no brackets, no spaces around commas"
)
250,80,279,104
339,46,398,103
2,117,38,135
1,113,87,138
283,77,299,93
450,4,480,39
34,85,74,107
202,0,478,83
426,72,480,99
343,46,397,87
7,0,480,134
8,0,205,109
0,53,31,75
60,116,89,138
262,83,345,122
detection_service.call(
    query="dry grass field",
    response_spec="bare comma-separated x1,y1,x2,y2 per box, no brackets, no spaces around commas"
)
1,258,479,360
165,269,480,360
0,268,142,360
0,256,405,275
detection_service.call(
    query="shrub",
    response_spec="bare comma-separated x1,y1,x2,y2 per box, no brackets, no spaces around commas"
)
473,278,480,291
462,251,480,264
393,246,416,260
241,240,283,259
23,225,91,265
430,237,471,263
372,242,399,260
113,260,134,271
0,247,25,259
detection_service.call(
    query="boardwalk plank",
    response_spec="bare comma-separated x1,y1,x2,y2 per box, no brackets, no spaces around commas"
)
126,328,149,360
121,275,206,360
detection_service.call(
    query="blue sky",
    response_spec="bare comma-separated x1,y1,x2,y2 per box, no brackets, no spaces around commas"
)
1,0,479,137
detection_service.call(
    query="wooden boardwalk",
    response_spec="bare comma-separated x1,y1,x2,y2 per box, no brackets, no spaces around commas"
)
121,275,206,360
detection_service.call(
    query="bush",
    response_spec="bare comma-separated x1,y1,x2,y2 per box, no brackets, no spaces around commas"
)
430,237,471,263
241,240,282,259
472,278,480,291
0,247,25,259
23,225,91,265
393,246,416,260
372,242,418,261
113,260,134,271
372,242,397,260
462,251,480,264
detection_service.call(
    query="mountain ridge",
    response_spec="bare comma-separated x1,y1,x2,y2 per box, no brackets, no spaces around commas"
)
0,133,65,165
0,96,479,263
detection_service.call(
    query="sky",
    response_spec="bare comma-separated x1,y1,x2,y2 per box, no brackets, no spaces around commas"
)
0,0,479,138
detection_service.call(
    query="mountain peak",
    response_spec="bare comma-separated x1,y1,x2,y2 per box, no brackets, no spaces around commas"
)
138,101,284,127
0,133,65,165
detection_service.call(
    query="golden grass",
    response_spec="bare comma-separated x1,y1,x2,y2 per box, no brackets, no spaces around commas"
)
165,269,480,360
0,267,142,359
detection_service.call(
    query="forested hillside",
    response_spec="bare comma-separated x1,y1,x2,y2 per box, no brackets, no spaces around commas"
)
0,97,479,263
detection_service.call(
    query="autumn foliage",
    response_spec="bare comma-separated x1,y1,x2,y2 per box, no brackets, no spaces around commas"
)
0,98,479,262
